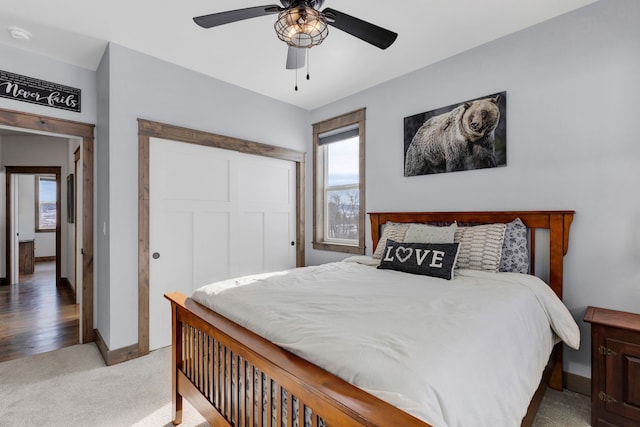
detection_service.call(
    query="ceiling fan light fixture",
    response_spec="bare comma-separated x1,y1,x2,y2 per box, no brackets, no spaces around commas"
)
274,7,328,48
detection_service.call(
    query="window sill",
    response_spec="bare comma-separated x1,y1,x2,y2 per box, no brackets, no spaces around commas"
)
312,241,365,255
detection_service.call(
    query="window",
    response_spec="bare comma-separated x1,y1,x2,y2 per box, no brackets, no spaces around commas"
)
36,176,56,231
313,108,365,254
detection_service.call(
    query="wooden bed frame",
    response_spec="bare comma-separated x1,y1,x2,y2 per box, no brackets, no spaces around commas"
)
165,210,574,427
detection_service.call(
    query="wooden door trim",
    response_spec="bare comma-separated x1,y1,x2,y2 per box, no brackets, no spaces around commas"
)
0,107,95,344
138,119,305,356
5,166,61,286
73,147,81,300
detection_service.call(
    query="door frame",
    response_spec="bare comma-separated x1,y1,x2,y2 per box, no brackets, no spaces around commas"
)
137,119,305,356
0,108,95,343
6,166,62,286
74,146,81,301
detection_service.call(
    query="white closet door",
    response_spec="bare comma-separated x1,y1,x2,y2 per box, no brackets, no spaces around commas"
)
149,137,296,350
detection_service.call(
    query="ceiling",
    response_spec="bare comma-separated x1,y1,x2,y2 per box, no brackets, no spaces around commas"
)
0,0,598,110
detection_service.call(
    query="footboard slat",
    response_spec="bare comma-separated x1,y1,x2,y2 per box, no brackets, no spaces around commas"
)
215,339,220,409
183,324,189,379
200,332,206,395
286,389,294,426
192,330,197,392
257,369,264,427
266,375,273,427
220,341,225,411
201,333,206,400
238,355,244,427
223,345,228,419
276,384,283,427
166,292,429,427
195,331,201,393
207,336,213,403
189,326,194,380
248,359,254,426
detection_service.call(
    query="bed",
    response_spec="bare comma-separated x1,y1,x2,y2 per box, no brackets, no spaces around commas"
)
165,210,577,427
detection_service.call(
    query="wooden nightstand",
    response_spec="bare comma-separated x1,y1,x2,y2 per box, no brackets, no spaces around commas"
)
584,306,640,427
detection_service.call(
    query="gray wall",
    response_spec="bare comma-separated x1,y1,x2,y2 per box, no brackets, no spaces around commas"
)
307,0,640,378
96,45,111,343
0,44,97,124
102,43,309,349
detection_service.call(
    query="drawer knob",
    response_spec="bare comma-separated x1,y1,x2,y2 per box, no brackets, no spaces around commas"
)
598,391,617,403
598,345,618,356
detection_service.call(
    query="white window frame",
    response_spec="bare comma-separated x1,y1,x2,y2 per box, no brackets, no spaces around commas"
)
312,108,366,254
35,175,56,232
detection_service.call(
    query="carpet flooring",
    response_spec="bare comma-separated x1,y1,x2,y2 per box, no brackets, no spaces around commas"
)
0,343,590,426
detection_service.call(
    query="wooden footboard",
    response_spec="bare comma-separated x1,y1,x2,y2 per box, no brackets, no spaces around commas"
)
165,292,429,427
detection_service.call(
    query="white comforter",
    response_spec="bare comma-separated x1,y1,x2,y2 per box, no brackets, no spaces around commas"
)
192,258,580,427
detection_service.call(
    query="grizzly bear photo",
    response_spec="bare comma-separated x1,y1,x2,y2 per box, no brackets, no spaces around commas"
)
404,92,506,176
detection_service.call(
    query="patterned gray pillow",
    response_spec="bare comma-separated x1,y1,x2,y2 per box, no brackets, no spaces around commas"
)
454,223,506,272
372,222,410,259
499,218,529,274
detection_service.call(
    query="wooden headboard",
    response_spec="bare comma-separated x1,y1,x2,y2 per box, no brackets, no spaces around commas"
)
368,211,574,300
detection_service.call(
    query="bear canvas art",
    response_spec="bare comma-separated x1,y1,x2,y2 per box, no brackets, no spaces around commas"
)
404,92,507,176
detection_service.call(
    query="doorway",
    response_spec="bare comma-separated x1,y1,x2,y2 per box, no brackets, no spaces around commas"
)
6,167,62,287
0,108,95,344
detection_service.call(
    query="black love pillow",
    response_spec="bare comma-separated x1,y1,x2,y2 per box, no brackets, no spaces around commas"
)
377,240,460,280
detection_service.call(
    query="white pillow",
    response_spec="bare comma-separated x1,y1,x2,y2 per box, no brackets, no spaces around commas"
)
404,222,457,244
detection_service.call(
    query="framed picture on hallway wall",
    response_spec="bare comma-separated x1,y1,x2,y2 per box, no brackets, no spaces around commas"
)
67,174,74,224
403,91,507,176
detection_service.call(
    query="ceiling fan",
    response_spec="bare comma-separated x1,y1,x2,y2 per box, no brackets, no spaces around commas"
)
193,0,398,70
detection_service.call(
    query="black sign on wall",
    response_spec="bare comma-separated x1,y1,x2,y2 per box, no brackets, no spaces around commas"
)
0,69,81,112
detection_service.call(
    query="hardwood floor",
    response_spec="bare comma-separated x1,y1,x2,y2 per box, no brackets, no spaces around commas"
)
0,261,79,363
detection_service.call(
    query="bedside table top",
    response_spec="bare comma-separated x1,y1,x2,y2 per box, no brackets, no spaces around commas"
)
584,306,640,333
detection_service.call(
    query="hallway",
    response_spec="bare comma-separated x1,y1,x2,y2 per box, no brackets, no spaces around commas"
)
0,261,79,363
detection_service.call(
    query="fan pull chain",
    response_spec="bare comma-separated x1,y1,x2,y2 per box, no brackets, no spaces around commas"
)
294,47,299,91
306,49,310,80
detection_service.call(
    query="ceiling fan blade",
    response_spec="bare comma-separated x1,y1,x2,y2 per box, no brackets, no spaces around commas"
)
322,8,397,49
193,5,281,29
286,46,306,70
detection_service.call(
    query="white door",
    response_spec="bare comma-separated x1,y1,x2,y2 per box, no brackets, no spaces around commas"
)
149,137,297,350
